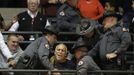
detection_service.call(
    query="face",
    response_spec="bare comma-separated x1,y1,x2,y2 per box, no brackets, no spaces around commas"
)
27,0,39,13
7,36,19,53
103,16,117,29
48,34,57,46
74,47,87,60
55,44,67,62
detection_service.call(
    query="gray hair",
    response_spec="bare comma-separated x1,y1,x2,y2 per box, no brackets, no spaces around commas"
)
27,0,40,4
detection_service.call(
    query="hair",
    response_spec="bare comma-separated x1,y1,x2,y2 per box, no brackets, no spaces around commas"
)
27,0,40,4
55,43,68,55
7,33,18,42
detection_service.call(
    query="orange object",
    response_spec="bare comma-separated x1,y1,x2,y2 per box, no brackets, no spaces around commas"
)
77,0,105,20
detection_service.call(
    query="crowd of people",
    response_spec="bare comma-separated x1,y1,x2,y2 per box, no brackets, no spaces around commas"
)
0,0,134,75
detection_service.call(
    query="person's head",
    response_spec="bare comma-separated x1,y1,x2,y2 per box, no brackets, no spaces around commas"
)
43,26,59,47
71,40,88,60
102,14,118,29
27,0,40,13
7,34,19,53
74,46,88,60
67,0,78,7
131,0,134,10
54,43,68,63
76,18,95,38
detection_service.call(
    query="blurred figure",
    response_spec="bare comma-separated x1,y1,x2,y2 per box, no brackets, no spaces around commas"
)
71,39,100,75
57,0,81,32
89,14,131,75
14,25,58,75
7,34,23,63
0,32,16,75
76,0,105,20
0,13,6,31
9,0,46,31
122,0,134,32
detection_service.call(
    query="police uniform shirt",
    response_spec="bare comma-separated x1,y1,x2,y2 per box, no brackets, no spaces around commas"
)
89,25,131,61
57,2,81,31
17,36,53,69
77,55,100,75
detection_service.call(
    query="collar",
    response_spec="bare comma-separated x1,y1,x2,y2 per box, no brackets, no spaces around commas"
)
27,9,38,18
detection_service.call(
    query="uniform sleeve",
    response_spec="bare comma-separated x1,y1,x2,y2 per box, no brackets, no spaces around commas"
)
0,32,13,59
77,56,100,75
77,61,88,75
88,41,100,58
115,28,132,54
38,42,54,70
87,56,100,70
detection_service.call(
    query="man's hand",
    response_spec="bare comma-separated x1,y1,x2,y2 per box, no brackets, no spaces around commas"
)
7,59,16,67
106,53,117,60
52,68,61,75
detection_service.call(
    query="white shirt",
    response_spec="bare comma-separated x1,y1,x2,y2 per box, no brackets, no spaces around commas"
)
0,31,13,59
8,9,51,31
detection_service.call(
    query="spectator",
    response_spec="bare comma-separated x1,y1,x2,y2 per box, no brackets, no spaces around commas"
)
88,14,131,75
7,34,23,63
71,39,100,75
50,43,75,69
14,25,58,75
57,0,81,32
0,13,6,31
50,43,75,74
76,0,105,20
8,0,46,32
0,32,16,75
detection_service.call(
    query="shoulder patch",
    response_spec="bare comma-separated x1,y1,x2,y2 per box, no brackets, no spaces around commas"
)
59,11,65,16
78,61,84,66
22,17,25,20
45,44,50,50
122,28,129,32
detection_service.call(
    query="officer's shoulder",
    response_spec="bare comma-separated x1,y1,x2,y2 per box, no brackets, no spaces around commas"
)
113,25,129,32
81,55,92,61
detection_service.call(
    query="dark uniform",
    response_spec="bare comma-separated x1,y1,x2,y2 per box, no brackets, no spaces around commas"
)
57,2,81,32
89,25,131,75
71,39,101,75
77,55,100,75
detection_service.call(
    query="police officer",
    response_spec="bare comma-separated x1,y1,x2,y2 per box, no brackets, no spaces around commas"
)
88,14,132,75
14,25,58,75
76,18,101,52
71,39,100,75
57,0,81,32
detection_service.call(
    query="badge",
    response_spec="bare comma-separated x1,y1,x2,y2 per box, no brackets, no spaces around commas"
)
59,11,65,16
45,44,50,50
122,28,129,32
40,18,42,21
22,17,25,20
78,61,84,66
